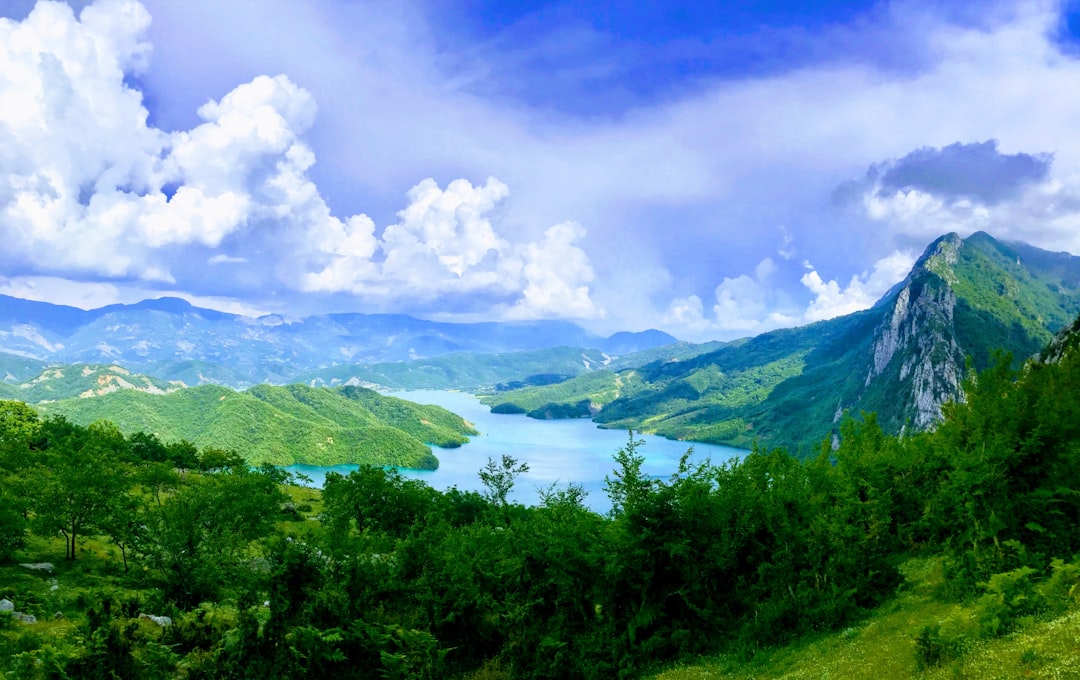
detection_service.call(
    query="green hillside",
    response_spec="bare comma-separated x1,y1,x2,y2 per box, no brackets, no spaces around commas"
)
486,232,1080,454
0,352,46,384
2,363,182,404
7,312,1080,678
38,383,477,468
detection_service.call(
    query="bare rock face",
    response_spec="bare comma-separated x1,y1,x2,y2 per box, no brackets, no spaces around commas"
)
1039,314,1080,365
864,234,966,430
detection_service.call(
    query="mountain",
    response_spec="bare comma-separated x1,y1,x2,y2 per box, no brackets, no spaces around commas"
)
298,341,728,393
0,296,677,386
0,363,182,403
485,232,1080,454
36,383,478,469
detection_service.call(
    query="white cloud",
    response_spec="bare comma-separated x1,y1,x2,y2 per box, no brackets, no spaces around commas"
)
208,254,247,265
801,250,916,322
6,0,1080,331
508,220,598,319
0,1,601,320
663,251,915,340
303,178,601,318
663,257,798,339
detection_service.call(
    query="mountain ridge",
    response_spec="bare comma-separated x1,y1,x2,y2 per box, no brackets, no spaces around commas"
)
485,231,1080,453
0,296,678,385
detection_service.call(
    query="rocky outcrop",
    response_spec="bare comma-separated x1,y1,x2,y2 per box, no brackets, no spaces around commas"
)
864,234,966,430
1039,314,1080,364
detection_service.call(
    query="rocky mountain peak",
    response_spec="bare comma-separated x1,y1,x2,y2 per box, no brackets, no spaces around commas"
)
863,233,966,429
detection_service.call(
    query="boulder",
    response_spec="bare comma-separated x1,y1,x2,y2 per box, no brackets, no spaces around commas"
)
0,599,12,612
138,613,172,626
19,563,54,574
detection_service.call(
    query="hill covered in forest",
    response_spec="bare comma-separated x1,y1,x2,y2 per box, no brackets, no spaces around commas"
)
486,231,1080,453
37,383,477,468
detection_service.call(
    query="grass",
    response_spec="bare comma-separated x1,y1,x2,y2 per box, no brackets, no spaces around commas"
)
649,558,1080,680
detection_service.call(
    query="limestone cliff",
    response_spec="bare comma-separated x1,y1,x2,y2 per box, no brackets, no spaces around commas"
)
862,234,967,430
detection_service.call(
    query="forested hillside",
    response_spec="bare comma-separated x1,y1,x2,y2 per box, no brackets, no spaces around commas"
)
2,314,1080,678
486,232,1080,454
38,383,477,468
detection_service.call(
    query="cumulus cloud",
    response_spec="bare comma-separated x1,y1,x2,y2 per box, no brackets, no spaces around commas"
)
663,257,798,337
303,178,600,319
0,0,600,320
839,139,1080,255
663,251,917,340
801,251,916,322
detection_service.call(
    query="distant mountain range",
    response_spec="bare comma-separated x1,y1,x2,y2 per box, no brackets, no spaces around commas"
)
486,232,1080,454
4,230,1078,460
0,296,677,386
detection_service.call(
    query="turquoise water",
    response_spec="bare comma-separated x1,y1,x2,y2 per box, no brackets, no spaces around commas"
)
285,390,745,514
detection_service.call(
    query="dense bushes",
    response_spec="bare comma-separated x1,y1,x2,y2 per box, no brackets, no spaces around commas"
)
3,334,1080,677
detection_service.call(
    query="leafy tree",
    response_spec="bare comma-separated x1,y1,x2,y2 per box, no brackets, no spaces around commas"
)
30,416,129,561
139,466,286,606
479,454,529,508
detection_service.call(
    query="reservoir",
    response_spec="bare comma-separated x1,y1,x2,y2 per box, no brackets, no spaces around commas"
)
286,390,745,514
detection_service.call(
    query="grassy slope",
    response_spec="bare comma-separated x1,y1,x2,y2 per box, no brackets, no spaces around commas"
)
36,384,476,468
651,558,1080,680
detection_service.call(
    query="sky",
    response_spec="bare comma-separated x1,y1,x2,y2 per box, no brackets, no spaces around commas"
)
2,0,1080,340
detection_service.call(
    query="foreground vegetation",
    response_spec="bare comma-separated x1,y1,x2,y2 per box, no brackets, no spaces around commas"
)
1,330,1080,677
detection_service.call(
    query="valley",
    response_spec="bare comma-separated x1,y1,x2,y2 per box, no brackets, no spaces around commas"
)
3,230,1080,678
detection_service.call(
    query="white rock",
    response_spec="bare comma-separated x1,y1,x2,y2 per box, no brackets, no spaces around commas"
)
0,599,12,612
19,563,54,574
138,613,172,626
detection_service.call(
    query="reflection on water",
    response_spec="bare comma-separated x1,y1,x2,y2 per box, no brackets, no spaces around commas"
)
285,390,745,514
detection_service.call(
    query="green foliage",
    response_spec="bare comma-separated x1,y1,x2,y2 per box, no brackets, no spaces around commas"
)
4,311,1080,679
37,382,476,468
478,455,529,508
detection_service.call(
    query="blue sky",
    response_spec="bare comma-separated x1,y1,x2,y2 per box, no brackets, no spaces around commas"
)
2,0,1080,340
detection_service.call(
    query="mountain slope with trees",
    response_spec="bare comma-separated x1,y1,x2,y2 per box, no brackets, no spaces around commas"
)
0,296,677,385
486,231,1080,454
3,312,1080,678
35,383,478,468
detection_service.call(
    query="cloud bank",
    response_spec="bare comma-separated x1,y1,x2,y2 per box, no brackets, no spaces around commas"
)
6,0,1080,341
0,0,600,319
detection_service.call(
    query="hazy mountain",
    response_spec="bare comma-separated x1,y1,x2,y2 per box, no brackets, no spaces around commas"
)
485,232,1080,455
0,296,677,386
299,341,729,393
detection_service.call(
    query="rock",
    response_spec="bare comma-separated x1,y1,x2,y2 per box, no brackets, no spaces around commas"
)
50,584,59,591
14,613,36,624
19,562,54,574
0,599,12,612
138,613,172,626
53,612,64,620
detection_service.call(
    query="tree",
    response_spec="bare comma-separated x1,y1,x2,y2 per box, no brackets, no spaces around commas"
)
603,431,650,518
478,454,529,508
30,417,129,561
0,401,38,559
139,466,286,606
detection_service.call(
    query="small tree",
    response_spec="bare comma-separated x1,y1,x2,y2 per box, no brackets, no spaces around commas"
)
478,454,529,507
